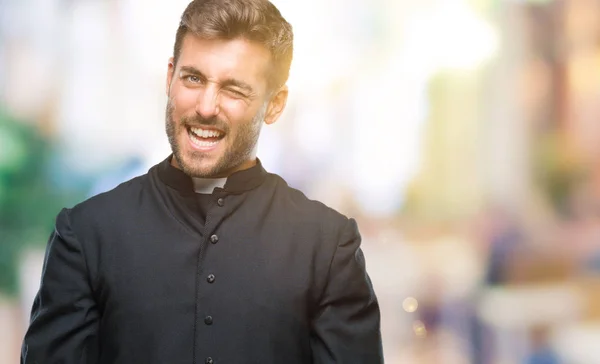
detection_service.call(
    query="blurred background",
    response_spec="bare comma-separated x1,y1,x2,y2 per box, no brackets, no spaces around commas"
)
2,0,600,362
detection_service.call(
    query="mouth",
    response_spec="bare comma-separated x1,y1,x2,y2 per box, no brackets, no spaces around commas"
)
186,126,226,151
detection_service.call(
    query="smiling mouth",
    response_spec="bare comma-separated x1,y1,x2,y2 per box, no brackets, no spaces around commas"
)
187,126,225,148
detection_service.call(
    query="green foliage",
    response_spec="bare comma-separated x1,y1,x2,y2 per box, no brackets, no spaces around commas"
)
0,110,69,296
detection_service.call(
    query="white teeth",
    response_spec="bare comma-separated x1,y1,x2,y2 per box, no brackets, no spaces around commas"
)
191,127,221,138
191,137,219,148
189,128,221,148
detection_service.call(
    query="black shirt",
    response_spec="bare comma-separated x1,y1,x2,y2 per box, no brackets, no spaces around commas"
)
21,156,384,364
195,193,215,227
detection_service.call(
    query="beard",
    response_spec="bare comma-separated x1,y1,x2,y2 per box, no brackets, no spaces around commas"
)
165,100,265,178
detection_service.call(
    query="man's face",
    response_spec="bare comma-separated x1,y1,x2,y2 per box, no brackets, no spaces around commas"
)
166,34,287,178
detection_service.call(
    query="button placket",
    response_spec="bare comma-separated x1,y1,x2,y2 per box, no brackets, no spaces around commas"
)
197,197,225,364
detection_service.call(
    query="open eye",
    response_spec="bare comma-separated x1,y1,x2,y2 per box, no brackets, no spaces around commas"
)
184,75,201,84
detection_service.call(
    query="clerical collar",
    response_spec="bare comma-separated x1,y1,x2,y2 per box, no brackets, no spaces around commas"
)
157,155,268,195
192,177,227,194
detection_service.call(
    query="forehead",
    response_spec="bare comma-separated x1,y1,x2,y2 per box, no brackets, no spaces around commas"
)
177,34,271,89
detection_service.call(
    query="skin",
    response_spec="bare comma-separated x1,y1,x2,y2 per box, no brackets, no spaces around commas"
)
165,34,288,178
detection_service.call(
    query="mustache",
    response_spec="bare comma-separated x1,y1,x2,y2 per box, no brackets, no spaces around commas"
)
181,115,229,133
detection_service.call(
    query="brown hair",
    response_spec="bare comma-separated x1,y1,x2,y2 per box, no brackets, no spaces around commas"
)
173,0,293,90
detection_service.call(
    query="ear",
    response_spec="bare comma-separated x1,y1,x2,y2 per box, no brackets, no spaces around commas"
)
264,85,288,125
166,57,175,96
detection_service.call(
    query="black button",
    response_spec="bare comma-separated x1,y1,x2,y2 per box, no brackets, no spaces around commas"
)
210,234,219,244
205,357,214,364
217,198,224,207
205,316,213,325
207,274,215,283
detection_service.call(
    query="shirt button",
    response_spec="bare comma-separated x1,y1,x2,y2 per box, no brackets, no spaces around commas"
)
217,198,225,207
205,316,213,325
207,274,215,283
210,234,219,244
205,357,214,364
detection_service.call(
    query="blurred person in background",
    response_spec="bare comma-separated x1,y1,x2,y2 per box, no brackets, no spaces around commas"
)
20,0,383,363
525,326,560,364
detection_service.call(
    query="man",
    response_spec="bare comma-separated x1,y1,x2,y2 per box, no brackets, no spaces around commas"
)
21,0,383,363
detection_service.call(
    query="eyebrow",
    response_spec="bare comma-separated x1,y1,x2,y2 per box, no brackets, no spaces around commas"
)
179,66,255,94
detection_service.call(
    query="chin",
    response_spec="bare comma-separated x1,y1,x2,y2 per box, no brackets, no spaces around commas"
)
180,155,222,178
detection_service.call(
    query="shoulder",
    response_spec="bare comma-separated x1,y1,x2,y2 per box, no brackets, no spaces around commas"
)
267,173,355,236
63,172,149,233
266,174,363,285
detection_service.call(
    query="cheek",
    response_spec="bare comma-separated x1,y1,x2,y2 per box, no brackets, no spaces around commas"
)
220,98,259,126
169,86,199,118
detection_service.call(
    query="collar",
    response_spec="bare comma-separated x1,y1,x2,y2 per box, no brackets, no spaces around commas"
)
157,155,268,195
192,177,227,194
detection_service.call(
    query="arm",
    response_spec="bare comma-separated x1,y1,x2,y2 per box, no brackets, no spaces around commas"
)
21,208,100,364
310,218,384,363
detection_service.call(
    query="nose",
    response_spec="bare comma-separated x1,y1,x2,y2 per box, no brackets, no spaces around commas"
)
195,84,220,119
